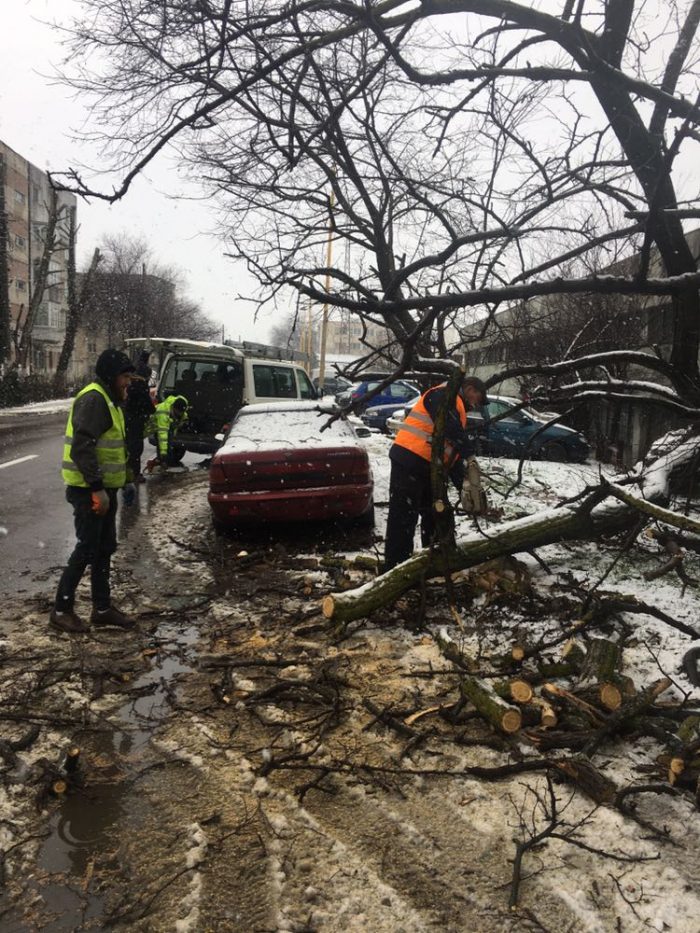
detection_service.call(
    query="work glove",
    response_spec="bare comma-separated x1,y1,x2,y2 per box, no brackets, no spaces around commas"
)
90,489,110,516
122,483,136,507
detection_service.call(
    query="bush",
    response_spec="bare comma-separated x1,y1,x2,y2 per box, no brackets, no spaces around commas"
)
0,371,61,408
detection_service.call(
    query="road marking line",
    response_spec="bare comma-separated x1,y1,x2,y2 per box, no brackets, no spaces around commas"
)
0,454,39,470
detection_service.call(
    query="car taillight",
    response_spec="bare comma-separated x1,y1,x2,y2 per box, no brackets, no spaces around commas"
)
209,461,226,485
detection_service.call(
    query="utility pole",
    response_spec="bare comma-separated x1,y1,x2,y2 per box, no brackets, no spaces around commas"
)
317,186,335,393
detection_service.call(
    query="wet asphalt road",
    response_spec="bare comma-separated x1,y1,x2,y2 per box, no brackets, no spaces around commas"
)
0,410,75,598
0,408,204,599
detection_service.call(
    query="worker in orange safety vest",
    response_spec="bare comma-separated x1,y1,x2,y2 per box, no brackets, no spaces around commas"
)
384,375,487,571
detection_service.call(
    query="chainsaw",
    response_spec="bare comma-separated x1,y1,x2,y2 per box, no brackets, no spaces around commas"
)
460,457,489,515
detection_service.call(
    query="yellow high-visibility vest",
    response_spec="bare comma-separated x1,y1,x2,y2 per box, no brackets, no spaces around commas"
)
61,382,127,488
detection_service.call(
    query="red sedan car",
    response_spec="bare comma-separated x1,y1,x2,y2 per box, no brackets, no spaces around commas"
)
208,401,374,526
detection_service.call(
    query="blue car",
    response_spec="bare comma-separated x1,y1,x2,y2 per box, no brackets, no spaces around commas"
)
475,397,590,462
340,379,420,413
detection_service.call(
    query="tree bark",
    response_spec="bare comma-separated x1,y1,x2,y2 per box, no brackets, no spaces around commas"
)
54,238,101,392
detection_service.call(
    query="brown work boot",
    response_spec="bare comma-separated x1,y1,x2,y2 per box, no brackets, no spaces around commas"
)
49,608,90,634
90,606,135,629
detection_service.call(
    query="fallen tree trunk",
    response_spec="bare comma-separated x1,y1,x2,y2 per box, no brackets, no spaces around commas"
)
322,431,700,626
324,499,606,624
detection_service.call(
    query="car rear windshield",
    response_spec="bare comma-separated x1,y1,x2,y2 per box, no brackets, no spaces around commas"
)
224,409,358,452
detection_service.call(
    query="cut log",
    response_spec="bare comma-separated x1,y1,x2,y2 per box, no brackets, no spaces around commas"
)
583,678,673,757
530,697,558,728
575,683,623,712
669,757,685,785
541,683,606,723
494,678,533,705
461,676,522,734
511,645,526,663
579,637,621,685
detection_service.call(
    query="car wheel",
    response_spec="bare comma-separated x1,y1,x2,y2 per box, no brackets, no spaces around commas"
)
540,441,568,463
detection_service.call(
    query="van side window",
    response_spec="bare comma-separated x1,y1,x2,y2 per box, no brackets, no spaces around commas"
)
296,369,315,399
253,364,296,398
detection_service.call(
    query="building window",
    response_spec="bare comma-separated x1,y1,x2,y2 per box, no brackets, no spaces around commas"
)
14,235,26,249
48,284,63,304
32,184,40,203
48,307,66,329
14,190,26,205
35,305,49,327
15,279,27,291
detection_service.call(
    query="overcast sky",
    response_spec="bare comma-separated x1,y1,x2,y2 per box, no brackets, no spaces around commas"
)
1,0,273,342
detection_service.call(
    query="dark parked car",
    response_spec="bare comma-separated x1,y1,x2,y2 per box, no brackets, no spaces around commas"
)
478,397,590,462
208,401,374,526
312,375,352,399
361,391,421,432
337,378,420,412
388,395,589,463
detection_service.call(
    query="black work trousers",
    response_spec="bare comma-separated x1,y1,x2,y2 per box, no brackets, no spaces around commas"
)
55,487,118,612
383,461,435,572
125,414,148,477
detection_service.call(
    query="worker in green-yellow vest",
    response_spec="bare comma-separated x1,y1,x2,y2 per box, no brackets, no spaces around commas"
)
146,395,189,471
51,349,137,634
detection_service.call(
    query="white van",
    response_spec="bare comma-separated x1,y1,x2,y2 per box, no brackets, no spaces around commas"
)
124,337,317,454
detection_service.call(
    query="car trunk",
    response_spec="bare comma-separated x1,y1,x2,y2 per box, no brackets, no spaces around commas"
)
211,446,370,491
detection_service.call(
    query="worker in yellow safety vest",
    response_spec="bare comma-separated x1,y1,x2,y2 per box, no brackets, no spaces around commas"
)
384,375,487,571
52,349,138,634
146,394,189,471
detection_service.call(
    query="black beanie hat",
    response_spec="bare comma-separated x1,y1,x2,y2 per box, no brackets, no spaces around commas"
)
95,348,136,385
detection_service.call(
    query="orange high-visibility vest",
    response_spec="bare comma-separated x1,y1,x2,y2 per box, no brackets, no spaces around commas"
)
393,384,467,466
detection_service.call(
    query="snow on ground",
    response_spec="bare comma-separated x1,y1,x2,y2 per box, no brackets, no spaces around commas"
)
0,398,72,417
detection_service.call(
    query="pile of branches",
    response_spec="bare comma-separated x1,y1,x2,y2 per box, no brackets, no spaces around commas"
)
440,627,700,808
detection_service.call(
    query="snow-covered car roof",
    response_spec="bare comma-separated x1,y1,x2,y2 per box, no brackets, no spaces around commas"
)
237,400,340,416
221,401,361,452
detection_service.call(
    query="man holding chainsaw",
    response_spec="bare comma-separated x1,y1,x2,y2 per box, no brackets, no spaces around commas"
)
384,375,487,571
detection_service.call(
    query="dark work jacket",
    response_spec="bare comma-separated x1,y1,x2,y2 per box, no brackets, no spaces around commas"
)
125,361,154,419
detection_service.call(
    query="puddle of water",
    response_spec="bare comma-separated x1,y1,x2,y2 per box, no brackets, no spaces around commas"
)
26,619,201,931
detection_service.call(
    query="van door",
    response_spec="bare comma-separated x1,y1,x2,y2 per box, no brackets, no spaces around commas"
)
159,355,244,439
295,368,316,399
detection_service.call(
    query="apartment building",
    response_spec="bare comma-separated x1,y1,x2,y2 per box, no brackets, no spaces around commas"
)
0,139,77,375
324,312,392,358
